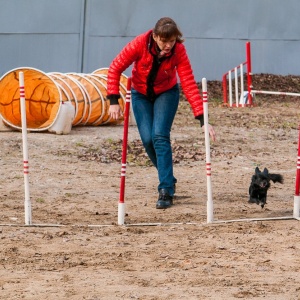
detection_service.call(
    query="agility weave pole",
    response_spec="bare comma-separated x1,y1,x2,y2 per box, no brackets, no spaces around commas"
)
19,72,32,225
202,78,213,223
118,78,132,225
293,125,300,219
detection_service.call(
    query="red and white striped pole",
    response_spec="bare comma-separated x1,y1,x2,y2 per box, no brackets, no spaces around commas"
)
294,124,300,218
19,71,32,225
118,77,131,225
202,78,213,223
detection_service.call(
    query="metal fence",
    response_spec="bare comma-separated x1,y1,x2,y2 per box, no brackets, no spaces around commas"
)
0,0,299,80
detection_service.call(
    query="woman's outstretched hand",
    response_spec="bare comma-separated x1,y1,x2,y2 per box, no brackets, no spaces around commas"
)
202,123,216,142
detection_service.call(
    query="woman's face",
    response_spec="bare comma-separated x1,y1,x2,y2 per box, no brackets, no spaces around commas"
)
153,34,176,53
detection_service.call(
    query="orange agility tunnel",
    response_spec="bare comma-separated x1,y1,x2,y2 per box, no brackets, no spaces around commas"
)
0,67,129,133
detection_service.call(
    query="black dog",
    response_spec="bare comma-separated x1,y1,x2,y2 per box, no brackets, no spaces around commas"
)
248,167,284,208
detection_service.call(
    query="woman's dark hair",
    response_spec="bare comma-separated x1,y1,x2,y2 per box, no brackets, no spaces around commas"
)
153,17,184,43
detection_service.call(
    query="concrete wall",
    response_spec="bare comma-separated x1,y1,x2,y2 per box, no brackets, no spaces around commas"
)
0,0,299,80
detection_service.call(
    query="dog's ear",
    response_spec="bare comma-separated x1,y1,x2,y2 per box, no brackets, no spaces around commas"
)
255,167,260,174
263,168,269,176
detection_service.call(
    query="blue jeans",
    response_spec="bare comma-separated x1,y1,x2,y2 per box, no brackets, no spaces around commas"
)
131,84,179,196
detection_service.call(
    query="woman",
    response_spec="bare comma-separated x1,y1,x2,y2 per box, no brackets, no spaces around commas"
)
107,17,216,209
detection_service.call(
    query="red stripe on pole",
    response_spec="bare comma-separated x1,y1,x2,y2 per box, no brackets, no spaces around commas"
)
206,162,211,176
203,91,208,103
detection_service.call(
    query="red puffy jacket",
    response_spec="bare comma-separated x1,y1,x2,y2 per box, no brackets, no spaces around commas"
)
107,30,203,117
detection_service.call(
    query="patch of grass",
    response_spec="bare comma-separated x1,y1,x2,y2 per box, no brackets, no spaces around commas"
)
75,142,84,147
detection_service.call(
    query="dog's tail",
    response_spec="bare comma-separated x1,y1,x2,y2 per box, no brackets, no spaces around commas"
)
269,173,284,184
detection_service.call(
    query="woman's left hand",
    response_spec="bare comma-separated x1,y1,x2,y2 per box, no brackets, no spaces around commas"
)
202,123,216,142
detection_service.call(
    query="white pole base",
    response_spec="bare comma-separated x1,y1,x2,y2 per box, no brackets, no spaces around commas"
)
118,203,125,225
294,196,300,218
25,201,32,225
207,201,213,223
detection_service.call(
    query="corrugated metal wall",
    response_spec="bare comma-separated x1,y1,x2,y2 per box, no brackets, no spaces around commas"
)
0,0,299,80
0,0,85,74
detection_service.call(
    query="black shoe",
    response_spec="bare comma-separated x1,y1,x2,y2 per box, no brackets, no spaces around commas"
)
156,189,173,209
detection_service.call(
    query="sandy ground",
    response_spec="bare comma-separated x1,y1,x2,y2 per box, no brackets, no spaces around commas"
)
1,97,300,300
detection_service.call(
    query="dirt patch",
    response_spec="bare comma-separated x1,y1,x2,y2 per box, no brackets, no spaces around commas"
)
1,74,300,299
